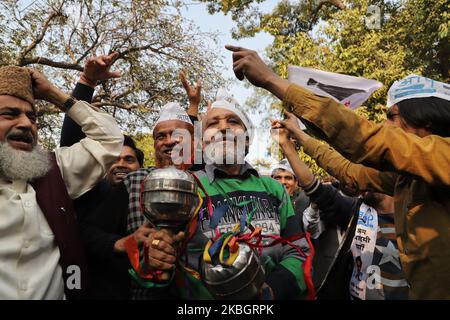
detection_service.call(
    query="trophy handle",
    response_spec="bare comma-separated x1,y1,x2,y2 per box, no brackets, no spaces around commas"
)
159,228,174,281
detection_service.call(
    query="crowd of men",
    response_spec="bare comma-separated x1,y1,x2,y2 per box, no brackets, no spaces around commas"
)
0,44,449,300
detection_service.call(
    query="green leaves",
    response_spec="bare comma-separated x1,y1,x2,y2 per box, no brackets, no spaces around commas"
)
204,0,449,175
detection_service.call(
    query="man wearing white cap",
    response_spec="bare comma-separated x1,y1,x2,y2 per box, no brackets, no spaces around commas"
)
271,159,310,220
226,44,450,299
201,87,254,166
145,88,313,299
271,159,298,195
152,102,195,168
385,74,450,136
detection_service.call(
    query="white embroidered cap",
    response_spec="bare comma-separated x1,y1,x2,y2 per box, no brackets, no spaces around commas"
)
154,102,193,128
211,88,254,141
271,158,295,177
387,74,450,107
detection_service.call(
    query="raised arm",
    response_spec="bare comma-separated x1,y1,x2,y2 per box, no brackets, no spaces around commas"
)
270,119,315,189
60,53,121,147
277,111,397,196
270,117,361,229
226,45,450,186
179,71,201,122
30,68,123,199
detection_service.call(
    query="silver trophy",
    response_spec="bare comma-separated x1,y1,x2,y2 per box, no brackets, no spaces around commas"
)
141,166,199,230
141,167,199,280
200,243,265,299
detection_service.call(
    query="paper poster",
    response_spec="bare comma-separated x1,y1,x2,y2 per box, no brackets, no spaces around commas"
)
288,66,383,109
349,203,379,300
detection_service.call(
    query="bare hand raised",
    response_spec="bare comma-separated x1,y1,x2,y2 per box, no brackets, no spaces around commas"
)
225,45,290,100
180,71,201,106
80,52,121,88
180,71,201,118
28,68,69,108
278,111,311,145
270,118,291,146
225,45,276,86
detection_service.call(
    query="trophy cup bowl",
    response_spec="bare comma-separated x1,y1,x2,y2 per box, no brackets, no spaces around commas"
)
200,243,265,299
141,167,198,230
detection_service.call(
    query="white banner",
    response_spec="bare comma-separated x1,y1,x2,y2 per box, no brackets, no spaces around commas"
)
288,66,383,109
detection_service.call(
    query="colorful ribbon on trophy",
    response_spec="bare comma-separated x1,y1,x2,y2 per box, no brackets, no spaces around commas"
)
200,178,317,300
177,191,204,281
201,220,316,299
242,228,316,300
191,173,219,238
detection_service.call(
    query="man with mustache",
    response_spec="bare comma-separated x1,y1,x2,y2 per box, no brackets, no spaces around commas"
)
79,74,201,299
144,89,311,300
0,66,123,299
105,135,144,185
271,159,310,221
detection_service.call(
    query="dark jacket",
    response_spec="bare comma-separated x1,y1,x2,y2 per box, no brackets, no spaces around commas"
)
80,182,132,299
291,189,310,223
60,83,127,298
60,83,110,222
305,182,361,299
307,182,409,300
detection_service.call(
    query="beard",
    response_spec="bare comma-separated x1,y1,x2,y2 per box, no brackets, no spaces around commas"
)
203,131,248,165
0,141,51,181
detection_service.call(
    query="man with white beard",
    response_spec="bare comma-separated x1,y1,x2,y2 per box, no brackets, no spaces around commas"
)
144,89,313,299
0,66,123,299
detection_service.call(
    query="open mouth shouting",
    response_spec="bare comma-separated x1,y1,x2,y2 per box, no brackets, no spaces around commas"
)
161,146,174,158
7,131,35,151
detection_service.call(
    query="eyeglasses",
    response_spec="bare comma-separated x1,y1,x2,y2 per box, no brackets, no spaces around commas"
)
386,111,400,120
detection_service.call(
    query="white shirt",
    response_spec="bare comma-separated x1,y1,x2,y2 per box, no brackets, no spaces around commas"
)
0,101,123,299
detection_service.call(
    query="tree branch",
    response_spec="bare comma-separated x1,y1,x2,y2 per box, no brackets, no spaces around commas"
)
117,43,181,61
67,2,85,61
76,8,106,64
309,0,345,30
90,101,157,112
18,57,83,71
91,101,132,109
17,4,64,64
36,104,61,116
112,87,136,100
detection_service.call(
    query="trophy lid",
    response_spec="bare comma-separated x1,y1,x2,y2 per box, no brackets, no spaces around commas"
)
141,166,199,229
143,166,197,194
201,243,265,299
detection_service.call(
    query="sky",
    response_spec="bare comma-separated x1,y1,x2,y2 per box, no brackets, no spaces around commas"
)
180,1,279,166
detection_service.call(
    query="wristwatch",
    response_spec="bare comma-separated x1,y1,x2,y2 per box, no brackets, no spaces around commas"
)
61,96,78,112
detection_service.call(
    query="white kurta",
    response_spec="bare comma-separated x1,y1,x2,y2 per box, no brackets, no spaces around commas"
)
0,101,123,299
